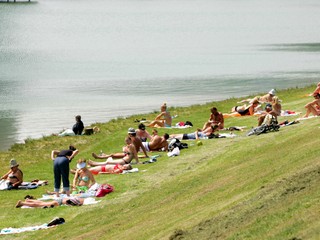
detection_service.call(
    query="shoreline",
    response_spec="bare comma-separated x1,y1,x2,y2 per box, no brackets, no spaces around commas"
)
1,84,315,153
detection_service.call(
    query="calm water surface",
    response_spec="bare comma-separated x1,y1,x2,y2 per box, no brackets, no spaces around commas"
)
0,0,320,150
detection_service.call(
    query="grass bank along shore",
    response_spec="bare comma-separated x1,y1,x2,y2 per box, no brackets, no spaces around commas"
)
0,85,319,240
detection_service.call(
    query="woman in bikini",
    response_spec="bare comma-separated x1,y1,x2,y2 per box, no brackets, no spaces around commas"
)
224,99,260,118
147,103,172,128
1,159,23,190
89,137,139,167
72,159,96,193
89,163,133,175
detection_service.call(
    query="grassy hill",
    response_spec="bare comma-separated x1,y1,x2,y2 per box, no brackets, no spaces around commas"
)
0,85,319,239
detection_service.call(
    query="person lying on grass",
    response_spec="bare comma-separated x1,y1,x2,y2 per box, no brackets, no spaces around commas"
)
223,99,260,118
141,133,169,152
15,196,84,208
89,163,133,175
170,125,219,140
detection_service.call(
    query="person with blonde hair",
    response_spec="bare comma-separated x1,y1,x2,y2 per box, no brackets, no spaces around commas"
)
271,96,282,116
147,103,172,128
72,159,96,194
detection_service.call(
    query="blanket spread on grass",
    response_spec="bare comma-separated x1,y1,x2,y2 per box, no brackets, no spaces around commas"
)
1,224,51,235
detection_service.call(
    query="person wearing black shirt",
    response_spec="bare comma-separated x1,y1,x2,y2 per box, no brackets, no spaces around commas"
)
50,145,79,197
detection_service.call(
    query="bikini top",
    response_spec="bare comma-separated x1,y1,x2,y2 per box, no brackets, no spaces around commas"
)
114,164,123,173
78,175,89,182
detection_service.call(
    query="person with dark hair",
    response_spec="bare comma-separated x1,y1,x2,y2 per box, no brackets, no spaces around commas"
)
51,145,79,197
170,125,219,140
224,99,260,118
72,115,84,135
141,133,169,152
303,93,320,118
136,123,152,142
202,107,224,130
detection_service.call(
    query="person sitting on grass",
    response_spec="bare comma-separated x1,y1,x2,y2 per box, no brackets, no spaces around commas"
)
136,123,152,142
147,103,172,128
15,196,84,208
89,163,133,175
303,93,320,118
170,125,219,140
309,82,320,96
141,133,169,152
91,137,139,165
1,159,23,190
71,159,96,194
202,107,224,130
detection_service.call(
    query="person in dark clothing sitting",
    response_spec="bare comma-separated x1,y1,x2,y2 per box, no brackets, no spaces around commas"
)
72,115,84,135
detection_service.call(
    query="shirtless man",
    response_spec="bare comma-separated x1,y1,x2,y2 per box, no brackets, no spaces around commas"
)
202,107,224,130
142,133,169,152
303,93,320,117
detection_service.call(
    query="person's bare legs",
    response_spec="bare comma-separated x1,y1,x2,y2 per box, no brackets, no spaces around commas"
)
169,134,183,140
105,158,126,165
16,199,58,208
202,122,211,131
92,152,125,159
147,120,164,128
88,159,108,167
303,105,320,117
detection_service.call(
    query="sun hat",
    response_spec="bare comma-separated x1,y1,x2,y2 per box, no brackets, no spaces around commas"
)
268,89,276,95
10,159,19,168
77,162,86,169
128,128,136,134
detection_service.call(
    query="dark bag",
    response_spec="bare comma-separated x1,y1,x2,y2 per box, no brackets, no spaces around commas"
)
168,138,188,151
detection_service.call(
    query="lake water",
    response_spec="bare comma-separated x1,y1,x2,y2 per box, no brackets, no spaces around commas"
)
0,0,319,150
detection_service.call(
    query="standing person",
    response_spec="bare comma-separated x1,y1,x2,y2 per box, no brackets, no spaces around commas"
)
72,115,84,135
147,103,172,128
1,159,23,190
51,145,79,197
202,107,224,130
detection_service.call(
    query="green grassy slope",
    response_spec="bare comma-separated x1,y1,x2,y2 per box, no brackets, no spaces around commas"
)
0,85,319,240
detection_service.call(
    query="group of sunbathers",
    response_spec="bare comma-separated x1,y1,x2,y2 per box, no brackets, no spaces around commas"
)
4,84,319,208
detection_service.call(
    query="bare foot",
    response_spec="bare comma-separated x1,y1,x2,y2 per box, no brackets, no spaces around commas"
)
15,200,22,208
92,152,99,159
88,159,94,167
